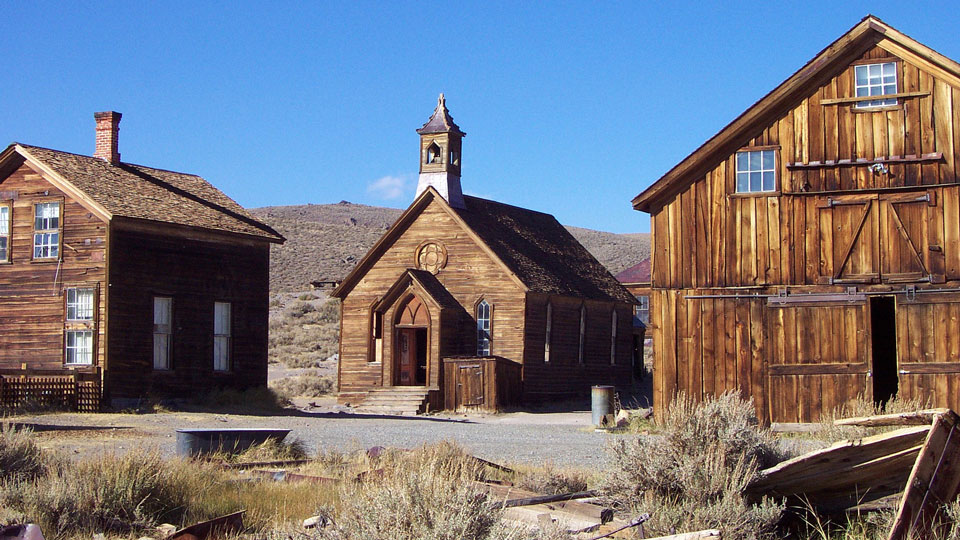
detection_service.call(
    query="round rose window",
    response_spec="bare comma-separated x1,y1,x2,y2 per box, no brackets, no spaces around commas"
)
416,242,448,274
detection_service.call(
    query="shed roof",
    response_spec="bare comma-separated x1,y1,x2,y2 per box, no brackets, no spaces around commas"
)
4,143,283,242
632,15,960,213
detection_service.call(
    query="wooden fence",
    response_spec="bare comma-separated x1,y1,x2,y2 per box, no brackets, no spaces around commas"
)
0,369,101,412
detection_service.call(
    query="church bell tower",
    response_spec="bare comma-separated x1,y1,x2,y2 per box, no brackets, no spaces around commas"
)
416,93,465,208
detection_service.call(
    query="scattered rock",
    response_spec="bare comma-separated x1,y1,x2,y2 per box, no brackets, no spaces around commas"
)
303,515,330,529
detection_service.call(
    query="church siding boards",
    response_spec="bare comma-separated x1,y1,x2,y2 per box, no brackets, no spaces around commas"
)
634,16,960,423
334,96,637,409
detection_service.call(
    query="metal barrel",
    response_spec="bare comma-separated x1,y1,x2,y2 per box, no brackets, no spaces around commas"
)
175,428,291,457
591,385,615,427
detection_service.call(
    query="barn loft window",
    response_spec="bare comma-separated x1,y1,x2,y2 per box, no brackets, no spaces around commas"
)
65,330,93,365
578,305,586,364
427,142,442,164
66,288,94,321
610,310,618,365
33,202,61,259
476,300,491,356
154,297,173,370
544,302,553,363
736,150,776,193
0,204,9,262
855,62,898,109
213,301,231,371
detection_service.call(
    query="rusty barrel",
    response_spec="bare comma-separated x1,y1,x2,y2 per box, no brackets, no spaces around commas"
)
591,385,615,427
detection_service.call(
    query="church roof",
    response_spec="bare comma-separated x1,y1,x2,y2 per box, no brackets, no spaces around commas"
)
333,188,635,304
417,94,466,136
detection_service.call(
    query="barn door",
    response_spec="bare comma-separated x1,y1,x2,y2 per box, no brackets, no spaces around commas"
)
895,293,960,410
879,191,945,284
766,301,870,423
817,195,880,284
456,363,484,407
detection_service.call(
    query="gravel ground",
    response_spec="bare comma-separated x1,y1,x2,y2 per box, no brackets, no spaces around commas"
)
3,400,634,470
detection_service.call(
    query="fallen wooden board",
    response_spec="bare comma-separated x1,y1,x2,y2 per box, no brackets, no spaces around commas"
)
221,459,312,470
888,410,960,540
478,482,612,523
643,530,721,540
747,425,931,510
245,469,338,484
835,409,950,427
164,511,244,540
502,505,600,533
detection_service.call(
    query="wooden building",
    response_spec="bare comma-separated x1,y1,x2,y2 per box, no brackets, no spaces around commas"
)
332,95,637,413
0,112,283,408
633,16,960,423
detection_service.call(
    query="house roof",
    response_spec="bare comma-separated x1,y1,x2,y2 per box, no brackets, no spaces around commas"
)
417,94,465,136
615,259,650,285
333,187,635,304
374,269,464,312
4,143,283,242
632,15,960,213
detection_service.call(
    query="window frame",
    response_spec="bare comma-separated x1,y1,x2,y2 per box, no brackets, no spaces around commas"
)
578,304,587,365
63,285,98,367
735,149,778,194
213,301,232,372
853,60,899,110
544,301,553,363
635,295,650,325
66,288,95,322
476,299,492,357
610,309,618,365
0,202,11,264
153,296,173,371
64,329,94,366
32,200,63,261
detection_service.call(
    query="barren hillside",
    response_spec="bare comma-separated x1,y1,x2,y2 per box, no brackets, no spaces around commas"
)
250,202,650,292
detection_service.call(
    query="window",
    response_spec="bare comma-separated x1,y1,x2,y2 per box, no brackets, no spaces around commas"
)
476,300,491,356
33,202,60,259
370,310,383,363
154,297,173,370
66,288,94,321
214,302,231,371
65,330,93,365
635,295,650,325
0,204,9,262
736,150,776,193
855,62,897,109
610,310,618,365
544,302,552,363
450,149,459,166
578,305,586,364
427,143,441,164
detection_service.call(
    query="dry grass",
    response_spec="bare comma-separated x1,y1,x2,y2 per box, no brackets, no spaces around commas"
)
196,386,292,413
603,392,784,540
0,424,49,482
811,395,931,443
269,298,340,369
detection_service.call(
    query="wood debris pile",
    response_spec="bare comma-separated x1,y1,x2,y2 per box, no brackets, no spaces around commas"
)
747,408,960,540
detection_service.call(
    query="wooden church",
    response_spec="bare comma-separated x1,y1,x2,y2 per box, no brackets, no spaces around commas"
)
332,95,638,413
634,16,960,423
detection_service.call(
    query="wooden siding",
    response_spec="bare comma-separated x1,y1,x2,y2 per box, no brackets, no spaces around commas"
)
106,225,270,400
522,294,635,398
0,161,107,371
442,356,522,411
338,198,526,398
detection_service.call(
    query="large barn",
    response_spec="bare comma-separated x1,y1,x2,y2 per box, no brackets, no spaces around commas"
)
332,95,639,413
634,16,960,423
0,112,283,409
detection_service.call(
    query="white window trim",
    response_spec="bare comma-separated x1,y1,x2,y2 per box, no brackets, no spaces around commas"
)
476,300,491,357
33,202,61,260
855,61,898,109
0,204,10,263
154,297,173,370
66,288,95,321
214,301,231,372
735,150,777,193
65,329,93,365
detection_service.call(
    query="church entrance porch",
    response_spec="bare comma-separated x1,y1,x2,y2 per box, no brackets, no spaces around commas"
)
393,295,430,387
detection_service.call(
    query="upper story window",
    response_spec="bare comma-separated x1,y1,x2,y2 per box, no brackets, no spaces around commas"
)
635,295,650,325
66,288,95,321
33,202,61,259
476,300,491,356
855,62,897,109
736,150,776,193
154,297,173,370
0,204,10,262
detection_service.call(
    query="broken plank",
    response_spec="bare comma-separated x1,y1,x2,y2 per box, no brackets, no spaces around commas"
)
888,411,960,540
643,530,722,540
479,483,611,523
834,409,950,427
164,511,245,540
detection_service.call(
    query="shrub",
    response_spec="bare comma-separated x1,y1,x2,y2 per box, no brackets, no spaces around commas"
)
602,392,784,540
298,293,318,301
0,424,49,482
286,301,318,318
517,463,589,495
228,437,309,463
199,386,291,412
270,373,335,398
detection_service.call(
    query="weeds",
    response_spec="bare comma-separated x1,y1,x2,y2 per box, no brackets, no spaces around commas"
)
0,424,49,482
198,386,291,412
270,371,336,398
269,297,340,368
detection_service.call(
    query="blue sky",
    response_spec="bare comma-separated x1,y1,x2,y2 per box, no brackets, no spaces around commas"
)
3,2,959,233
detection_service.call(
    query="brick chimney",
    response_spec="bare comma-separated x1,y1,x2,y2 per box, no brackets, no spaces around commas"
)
94,111,122,164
